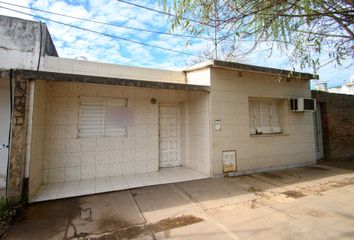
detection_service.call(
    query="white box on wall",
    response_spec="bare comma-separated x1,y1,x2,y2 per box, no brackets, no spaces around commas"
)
222,150,237,173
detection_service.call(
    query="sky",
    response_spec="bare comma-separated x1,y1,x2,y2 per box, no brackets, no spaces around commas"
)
0,0,352,88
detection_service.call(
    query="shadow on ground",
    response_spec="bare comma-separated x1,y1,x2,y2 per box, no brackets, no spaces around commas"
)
3,162,354,240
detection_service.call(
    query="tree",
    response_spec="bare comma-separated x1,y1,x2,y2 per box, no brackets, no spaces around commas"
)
161,0,354,71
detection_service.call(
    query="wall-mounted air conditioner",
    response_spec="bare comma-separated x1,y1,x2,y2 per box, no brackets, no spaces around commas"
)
290,98,316,112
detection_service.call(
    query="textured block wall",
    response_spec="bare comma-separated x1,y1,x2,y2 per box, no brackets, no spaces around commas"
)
7,74,28,204
210,68,316,177
312,91,354,161
30,81,210,186
42,82,161,184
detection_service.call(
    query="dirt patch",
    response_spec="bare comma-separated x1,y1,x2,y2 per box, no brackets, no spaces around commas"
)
75,215,204,240
297,177,354,196
328,178,354,188
148,215,203,233
282,190,306,199
247,186,263,193
306,210,325,218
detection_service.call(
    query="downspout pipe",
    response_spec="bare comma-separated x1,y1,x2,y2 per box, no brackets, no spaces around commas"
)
25,79,35,180
37,21,43,71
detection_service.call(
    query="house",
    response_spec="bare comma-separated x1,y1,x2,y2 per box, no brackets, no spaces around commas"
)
0,16,318,204
0,15,57,190
315,75,354,95
327,76,354,95
312,90,354,162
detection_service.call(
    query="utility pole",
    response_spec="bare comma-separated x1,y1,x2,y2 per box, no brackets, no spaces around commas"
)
214,0,218,60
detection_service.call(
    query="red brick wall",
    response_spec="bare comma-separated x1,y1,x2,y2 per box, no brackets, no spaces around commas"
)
312,91,354,161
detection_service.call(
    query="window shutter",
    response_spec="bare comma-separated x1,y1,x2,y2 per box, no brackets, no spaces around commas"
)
270,102,280,127
254,102,261,128
249,98,283,135
79,97,128,138
261,102,271,127
79,98,105,137
104,98,128,137
270,102,282,133
249,101,255,132
260,102,271,133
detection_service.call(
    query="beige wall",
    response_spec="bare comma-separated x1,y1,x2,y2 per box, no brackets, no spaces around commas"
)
186,68,211,86
28,80,47,197
186,92,211,176
28,80,210,190
43,56,185,84
210,68,316,177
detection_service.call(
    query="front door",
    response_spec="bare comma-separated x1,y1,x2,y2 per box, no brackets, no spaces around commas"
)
158,104,180,168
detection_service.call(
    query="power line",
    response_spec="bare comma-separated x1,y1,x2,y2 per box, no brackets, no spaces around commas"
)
116,0,214,27
0,1,212,41
0,6,212,60
0,1,259,44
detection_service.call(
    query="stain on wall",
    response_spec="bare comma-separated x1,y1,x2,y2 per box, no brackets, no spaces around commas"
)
0,15,58,70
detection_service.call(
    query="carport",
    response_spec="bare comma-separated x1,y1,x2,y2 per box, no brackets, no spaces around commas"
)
19,70,211,202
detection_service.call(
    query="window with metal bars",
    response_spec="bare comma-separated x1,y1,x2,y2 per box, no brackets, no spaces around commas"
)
249,99,282,135
78,97,128,137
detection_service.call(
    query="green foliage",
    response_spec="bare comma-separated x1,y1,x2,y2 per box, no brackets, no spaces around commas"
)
0,197,8,220
160,0,354,71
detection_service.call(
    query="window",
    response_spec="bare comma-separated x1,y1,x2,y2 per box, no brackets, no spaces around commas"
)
249,98,282,135
78,97,129,137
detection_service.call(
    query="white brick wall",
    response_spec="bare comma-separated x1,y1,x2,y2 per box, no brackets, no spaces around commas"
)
42,82,159,183
29,80,47,197
29,81,211,187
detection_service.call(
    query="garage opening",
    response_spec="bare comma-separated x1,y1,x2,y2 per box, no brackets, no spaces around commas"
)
29,80,210,202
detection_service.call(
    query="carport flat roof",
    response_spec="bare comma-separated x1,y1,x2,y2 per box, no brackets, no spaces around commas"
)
0,69,210,92
185,60,319,80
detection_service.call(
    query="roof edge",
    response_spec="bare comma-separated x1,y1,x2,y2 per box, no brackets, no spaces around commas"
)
185,60,318,80
0,69,210,92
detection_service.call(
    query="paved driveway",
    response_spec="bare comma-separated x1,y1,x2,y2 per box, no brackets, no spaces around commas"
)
3,164,354,240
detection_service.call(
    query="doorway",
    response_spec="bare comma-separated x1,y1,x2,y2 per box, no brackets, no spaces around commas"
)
158,104,181,168
314,102,324,160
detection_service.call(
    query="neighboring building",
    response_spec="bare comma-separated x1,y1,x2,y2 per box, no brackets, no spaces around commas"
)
0,15,57,189
327,76,354,95
0,15,58,70
0,16,318,204
312,90,354,162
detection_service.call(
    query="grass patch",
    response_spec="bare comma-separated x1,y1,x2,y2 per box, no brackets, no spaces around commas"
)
0,197,8,219
0,197,12,238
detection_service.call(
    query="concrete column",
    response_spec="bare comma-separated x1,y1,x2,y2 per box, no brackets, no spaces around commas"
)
6,73,28,205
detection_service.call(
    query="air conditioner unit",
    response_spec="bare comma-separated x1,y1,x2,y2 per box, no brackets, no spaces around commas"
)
290,98,316,112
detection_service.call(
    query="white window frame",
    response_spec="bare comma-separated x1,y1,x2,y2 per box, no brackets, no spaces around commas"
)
249,98,282,135
78,97,128,138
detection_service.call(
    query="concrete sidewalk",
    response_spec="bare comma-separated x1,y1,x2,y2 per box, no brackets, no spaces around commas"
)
3,164,354,240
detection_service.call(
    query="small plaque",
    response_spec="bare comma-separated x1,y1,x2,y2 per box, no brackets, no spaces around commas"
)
222,150,237,173
215,119,222,131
